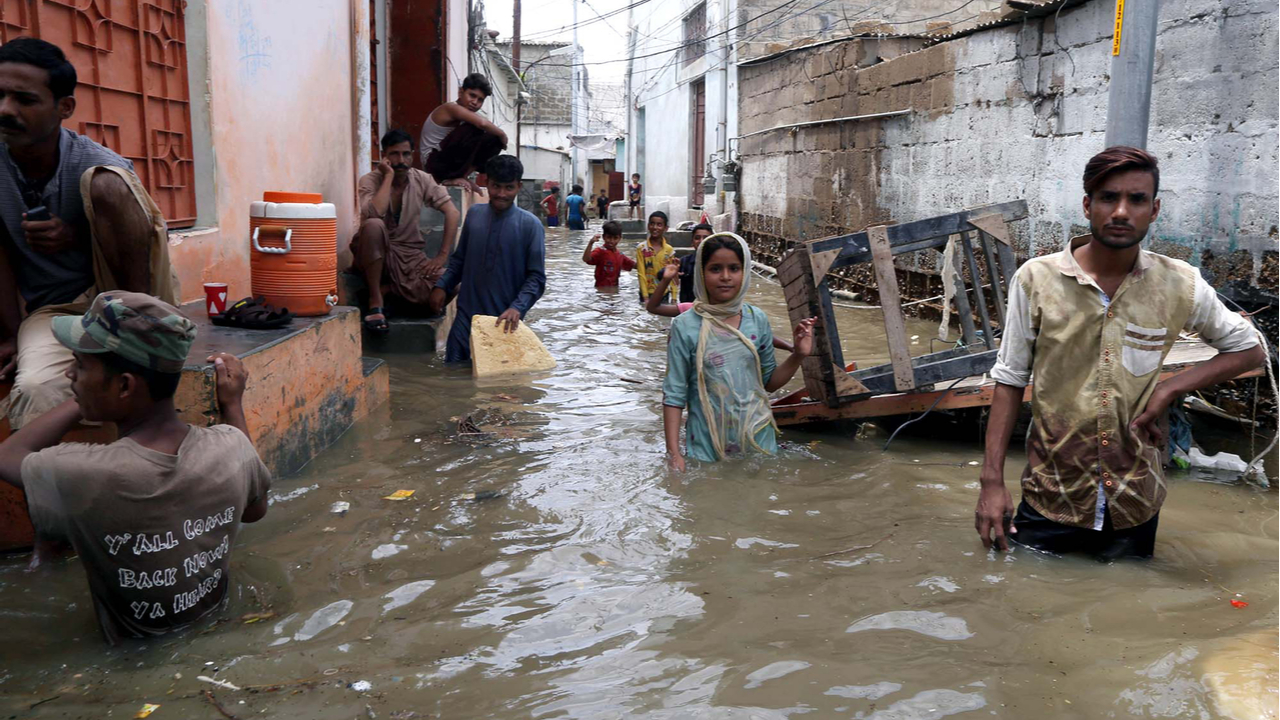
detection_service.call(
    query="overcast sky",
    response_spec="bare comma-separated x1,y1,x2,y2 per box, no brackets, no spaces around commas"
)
481,0,633,85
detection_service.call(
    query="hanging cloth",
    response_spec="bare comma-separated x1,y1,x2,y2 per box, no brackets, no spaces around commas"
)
690,232,779,459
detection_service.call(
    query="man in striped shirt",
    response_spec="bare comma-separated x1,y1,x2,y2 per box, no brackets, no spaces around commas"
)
0,38,177,430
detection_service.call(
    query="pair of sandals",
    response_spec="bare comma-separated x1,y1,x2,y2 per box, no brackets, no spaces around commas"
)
364,306,390,335
211,296,295,330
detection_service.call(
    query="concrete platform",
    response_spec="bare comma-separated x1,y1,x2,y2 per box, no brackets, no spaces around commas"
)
174,301,389,477
0,303,389,550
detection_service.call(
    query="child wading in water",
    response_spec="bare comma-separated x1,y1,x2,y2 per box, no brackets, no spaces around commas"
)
582,221,636,288
636,211,677,304
662,233,816,471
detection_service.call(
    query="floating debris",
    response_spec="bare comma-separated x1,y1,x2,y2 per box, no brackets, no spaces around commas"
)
383,490,415,501
461,490,504,501
197,675,242,691
135,704,161,719
331,501,351,514
350,680,373,692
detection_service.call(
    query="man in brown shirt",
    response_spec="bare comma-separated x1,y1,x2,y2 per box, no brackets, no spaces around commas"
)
974,147,1263,559
0,292,271,643
352,129,460,333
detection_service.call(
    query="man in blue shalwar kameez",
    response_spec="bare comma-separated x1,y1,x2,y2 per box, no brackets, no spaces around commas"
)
429,154,546,363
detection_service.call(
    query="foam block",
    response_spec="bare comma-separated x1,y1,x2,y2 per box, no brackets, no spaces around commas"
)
470,315,557,377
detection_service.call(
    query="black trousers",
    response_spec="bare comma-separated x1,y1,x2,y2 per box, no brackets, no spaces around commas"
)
425,124,504,183
1012,500,1159,561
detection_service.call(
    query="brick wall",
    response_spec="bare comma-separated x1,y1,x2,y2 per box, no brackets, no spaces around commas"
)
736,0,1279,306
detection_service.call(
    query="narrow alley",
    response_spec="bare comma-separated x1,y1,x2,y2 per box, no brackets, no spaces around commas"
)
2,226,1273,718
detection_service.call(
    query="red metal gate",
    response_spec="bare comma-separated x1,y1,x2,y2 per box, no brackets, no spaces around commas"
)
0,0,197,228
388,0,445,168
608,171,623,202
690,79,705,206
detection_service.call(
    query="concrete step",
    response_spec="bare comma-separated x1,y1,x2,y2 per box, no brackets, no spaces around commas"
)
175,301,388,477
337,271,451,354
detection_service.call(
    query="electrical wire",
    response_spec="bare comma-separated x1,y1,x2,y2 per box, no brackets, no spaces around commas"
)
532,0,806,68
518,0,652,41
882,376,969,451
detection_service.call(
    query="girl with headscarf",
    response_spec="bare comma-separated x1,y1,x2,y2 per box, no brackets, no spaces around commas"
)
661,233,817,471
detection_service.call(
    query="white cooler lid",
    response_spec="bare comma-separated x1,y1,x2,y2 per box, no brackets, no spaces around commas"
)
249,201,337,219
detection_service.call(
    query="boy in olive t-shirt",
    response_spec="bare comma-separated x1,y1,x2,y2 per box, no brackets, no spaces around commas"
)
0,292,271,644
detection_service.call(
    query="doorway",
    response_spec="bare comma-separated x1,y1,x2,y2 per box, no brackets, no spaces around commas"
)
690,78,706,207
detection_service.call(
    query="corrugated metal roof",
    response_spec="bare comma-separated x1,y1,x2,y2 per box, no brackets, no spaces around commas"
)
924,0,1090,45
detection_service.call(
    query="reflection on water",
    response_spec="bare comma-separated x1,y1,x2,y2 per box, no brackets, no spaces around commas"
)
1,223,1275,718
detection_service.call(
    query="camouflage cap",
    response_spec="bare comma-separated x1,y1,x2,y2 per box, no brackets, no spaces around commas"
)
51,292,196,374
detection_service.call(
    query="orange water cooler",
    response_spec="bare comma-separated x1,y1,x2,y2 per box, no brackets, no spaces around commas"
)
249,191,338,316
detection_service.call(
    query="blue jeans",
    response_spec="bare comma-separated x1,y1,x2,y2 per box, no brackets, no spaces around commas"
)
567,218,585,230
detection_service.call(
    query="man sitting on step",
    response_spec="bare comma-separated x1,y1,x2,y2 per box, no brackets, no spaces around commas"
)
0,38,179,432
351,129,461,333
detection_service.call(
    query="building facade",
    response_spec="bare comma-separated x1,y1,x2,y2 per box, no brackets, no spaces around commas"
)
733,0,1277,304
623,0,1001,228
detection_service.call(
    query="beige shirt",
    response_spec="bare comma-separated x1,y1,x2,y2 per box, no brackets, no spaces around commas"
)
991,237,1258,530
22,425,271,643
357,167,451,237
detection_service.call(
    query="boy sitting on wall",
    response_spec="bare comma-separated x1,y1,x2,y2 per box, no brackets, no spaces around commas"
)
419,73,508,194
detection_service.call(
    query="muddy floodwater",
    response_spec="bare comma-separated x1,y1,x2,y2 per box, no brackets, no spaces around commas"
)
2,225,1276,719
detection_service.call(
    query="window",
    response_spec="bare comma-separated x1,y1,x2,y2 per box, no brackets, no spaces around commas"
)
682,3,706,67
0,0,197,227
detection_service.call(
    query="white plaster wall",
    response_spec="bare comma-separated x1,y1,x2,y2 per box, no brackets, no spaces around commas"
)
876,0,1278,270
628,0,739,221
447,0,469,90
170,0,359,299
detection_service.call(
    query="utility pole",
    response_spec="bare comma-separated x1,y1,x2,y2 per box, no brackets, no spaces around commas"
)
513,0,521,161
571,0,579,186
1104,0,1159,149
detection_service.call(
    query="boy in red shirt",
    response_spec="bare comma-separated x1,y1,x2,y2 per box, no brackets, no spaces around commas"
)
581,220,636,288
541,188,560,227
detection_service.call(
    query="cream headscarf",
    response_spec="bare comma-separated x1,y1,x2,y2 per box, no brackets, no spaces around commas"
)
689,232,778,459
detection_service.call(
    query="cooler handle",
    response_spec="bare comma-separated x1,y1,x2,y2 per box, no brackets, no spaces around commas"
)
253,226,292,254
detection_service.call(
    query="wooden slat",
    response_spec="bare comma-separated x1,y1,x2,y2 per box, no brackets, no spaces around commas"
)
833,363,871,395
944,237,979,346
780,250,838,406
837,349,1000,396
810,247,841,287
995,241,1018,302
959,231,994,350
810,200,1029,269
849,345,978,385
978,231,1007,327
773,349,1265,426
816,284,846,370
776,251,809,287
867,225,916,391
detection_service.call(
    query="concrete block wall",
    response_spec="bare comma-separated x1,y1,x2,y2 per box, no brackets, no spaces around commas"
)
735,0,1279,305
